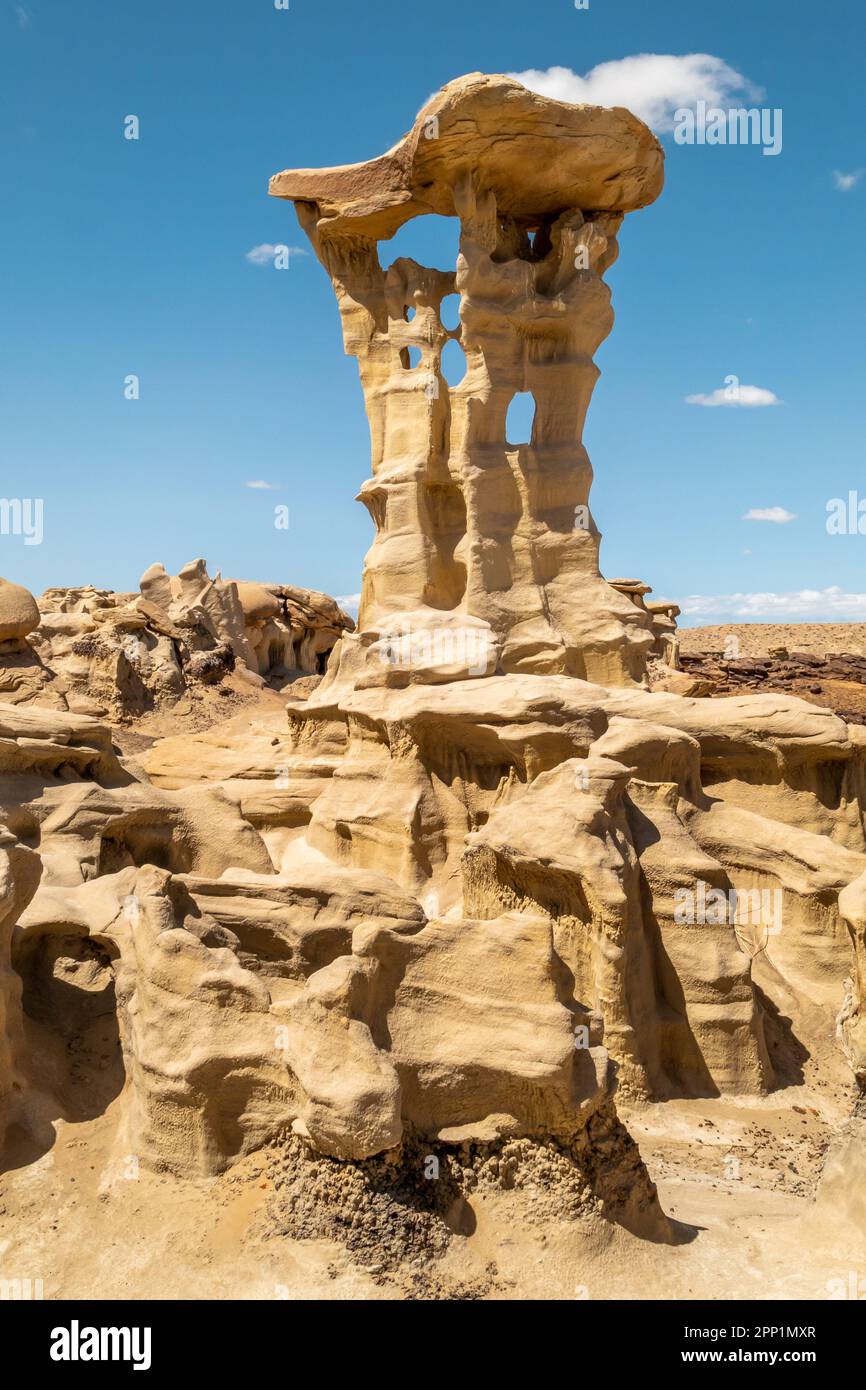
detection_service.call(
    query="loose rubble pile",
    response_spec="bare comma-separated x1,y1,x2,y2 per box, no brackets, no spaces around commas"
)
261,1102,661,1277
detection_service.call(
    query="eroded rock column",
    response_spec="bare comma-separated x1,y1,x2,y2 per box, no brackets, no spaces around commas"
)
272,73,664,686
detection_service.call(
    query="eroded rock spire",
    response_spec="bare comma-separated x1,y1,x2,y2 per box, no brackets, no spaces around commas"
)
271,73,665,684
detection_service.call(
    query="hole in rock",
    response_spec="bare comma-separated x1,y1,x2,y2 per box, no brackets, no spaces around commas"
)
425,481,467,535
1,805,40,848
381,213,460,274
505,392,536,446
439,293,460,332
441,338,466,388
12,931,125,1123
267,639,290,672
316,647,332,675
97,821,194,875
403,304,417,322
400,345,423,371
528,222,553,260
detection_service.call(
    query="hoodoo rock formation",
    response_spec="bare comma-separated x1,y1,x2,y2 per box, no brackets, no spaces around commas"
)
1,76,864,1279
262,75,865,1148
271,73,663,687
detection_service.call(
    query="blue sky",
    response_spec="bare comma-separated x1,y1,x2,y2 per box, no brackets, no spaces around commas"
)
1,0,864,623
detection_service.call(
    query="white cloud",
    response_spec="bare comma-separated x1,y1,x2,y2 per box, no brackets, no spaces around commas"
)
508,54,761,132
246,480,278,490
686,384,781,408
742,507,796,524
16,5,32,29
245,243,307,266
674,587,866,621
336,593,361,620
833,169,862,192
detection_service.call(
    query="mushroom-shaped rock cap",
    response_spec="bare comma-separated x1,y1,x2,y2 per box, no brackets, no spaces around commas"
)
0,577,40,641
269,72,664,239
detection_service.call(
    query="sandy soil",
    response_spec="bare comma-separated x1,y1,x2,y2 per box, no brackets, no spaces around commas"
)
1,1075,859,1302
109,673,293,760
679,623,866,659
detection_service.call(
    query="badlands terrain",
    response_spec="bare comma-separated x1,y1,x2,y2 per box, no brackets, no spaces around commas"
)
2,74,864,1302
679,625,866,725
1,587,864,1302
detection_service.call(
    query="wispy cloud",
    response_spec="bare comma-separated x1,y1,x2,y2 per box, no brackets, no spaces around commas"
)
833,169,862,192
674,587,866,621
508,54,761,132
16,5,32,28
742,506,796,524
336,593,361,620
686,384,781,408
245,243,307,266
245,480,279,490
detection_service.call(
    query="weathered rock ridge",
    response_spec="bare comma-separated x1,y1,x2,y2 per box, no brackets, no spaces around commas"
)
0,563,354,718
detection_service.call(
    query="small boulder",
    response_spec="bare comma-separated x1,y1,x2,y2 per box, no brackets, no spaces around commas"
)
0,577,40,642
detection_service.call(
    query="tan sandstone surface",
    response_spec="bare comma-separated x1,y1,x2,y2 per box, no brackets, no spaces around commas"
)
0,75,864,1303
